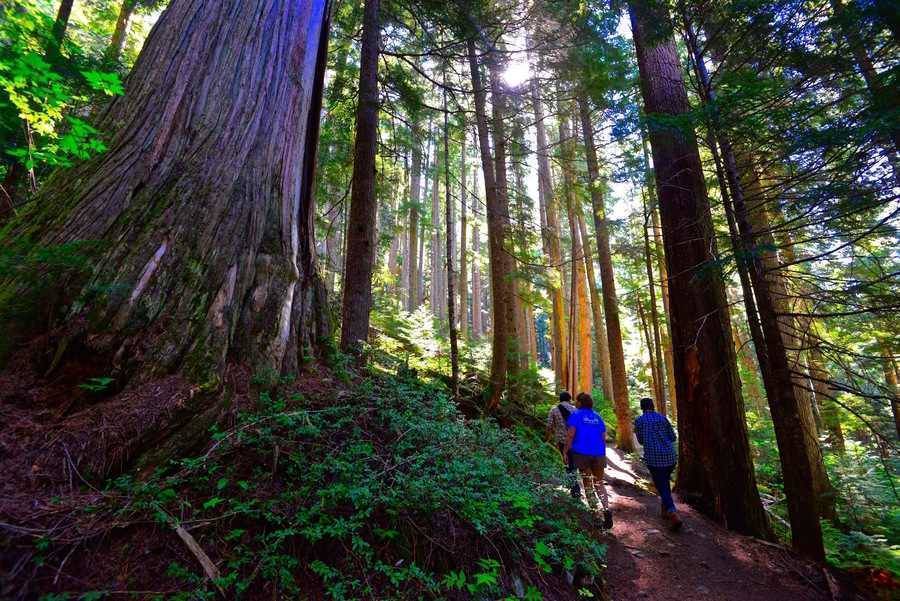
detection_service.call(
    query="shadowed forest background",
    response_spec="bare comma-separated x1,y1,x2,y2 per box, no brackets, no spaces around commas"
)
0,0,897,599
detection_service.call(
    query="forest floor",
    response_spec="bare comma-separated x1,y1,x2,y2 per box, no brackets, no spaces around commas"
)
599,448,850,601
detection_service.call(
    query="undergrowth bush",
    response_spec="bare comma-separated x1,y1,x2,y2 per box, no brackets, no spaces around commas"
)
78,372,605,599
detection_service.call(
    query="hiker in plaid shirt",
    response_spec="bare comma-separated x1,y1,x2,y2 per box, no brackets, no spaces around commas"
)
634,396,682,531
546,391,580,498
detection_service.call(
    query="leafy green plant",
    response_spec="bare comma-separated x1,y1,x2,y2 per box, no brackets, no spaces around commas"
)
77,376,114,393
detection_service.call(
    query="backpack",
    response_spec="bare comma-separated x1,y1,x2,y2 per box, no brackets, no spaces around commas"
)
557,403,572,421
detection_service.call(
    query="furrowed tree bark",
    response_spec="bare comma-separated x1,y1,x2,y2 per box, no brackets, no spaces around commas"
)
340,0,380,353
531,78,568,391
1,0,332,476
578,97,633,449
628,0,770,538
468,38,510,409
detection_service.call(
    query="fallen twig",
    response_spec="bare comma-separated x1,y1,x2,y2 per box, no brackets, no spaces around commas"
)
174,524,225,597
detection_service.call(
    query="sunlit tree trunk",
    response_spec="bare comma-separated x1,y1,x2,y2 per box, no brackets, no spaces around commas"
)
340,0,380,352
106,0,138,63
882,341,900,438
468,38,513,408
407,134,422,312
642,197,666,412
636,295,660,403
459,130,468,339
559,106,592,396
578,97,633,449
651,204,678,418
472,220,483,339
1,0,331,474
444,86,459,397
430,139,442,318
531,79,568,390
578,213,613,404
629,0,770,539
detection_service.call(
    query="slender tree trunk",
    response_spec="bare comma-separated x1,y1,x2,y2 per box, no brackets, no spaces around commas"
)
407,132,423,311
578,97,633,449
51,0,75,53
882,342,900,438
431,139,442,318
642,197,667,413
444,85,459,397
1,0,331,475
106,0,138,63
578,212,613,404
467,39,510,409
488,59,522,380
531,79,568,390
649,203,678,420
559,106,592,396
808,346,845,450
340,0,380,353
628,0,770,539
636,295,660,403
472,220,483,339
459,129,468,339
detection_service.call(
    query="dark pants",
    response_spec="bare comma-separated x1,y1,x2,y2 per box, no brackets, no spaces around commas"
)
558,444,581,498
648,464,676,513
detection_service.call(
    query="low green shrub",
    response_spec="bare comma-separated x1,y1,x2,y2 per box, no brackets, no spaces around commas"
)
97,372,605,599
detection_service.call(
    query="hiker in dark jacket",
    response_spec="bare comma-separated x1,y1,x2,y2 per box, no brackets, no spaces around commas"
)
547,391,579,498
634,397,682,530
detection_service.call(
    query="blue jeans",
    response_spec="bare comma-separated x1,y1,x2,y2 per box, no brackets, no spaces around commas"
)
648,464,676,513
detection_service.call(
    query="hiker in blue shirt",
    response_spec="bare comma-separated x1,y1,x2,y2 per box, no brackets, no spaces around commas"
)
565,392,613,529
634,397,682,531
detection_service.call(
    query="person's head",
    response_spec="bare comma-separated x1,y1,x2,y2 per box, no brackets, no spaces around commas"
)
576,392,593,409
640,397,655,413
559,391,572,404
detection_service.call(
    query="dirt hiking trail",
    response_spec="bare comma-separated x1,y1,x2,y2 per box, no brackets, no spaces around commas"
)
599,448,846,601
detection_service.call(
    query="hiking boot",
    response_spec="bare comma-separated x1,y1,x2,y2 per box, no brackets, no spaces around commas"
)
603,510,613,530
666,511,682,532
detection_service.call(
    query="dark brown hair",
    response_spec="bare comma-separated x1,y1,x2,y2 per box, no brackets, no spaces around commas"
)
576,392,593,408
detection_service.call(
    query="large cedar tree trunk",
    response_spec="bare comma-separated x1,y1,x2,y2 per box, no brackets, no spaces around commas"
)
628,0,770,538
1,0,331,476
340,0,380,352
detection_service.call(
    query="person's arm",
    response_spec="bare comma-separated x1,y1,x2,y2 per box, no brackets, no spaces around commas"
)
665,417,676,442
564,426,575,458
634,418,645,446
546,410,555,442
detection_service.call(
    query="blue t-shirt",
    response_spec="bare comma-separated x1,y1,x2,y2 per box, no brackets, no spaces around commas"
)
567,409,606,457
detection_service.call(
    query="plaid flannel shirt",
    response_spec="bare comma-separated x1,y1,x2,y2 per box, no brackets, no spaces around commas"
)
547,402,576,445
634,411,677,467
